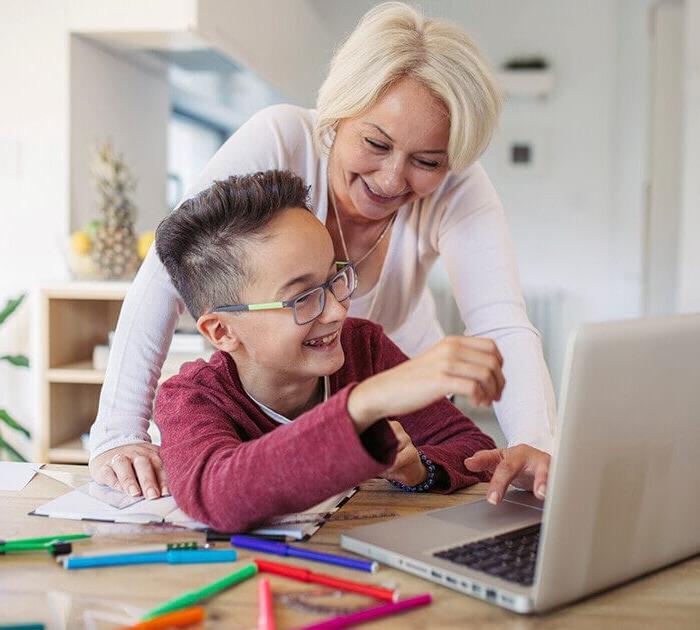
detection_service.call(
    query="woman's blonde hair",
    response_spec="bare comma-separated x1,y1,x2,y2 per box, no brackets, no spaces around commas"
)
316,2,502,171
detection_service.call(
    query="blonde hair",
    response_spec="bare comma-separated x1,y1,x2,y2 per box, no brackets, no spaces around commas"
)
316,2,502,171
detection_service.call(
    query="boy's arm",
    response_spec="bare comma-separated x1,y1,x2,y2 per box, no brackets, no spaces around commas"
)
156,379,397,533
396,398,496,492
365,325,497,492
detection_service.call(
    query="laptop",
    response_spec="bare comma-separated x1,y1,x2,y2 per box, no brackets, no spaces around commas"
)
341,314,700,613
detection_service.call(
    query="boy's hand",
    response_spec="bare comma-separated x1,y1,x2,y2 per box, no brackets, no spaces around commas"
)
347,336,505,432
464,444,550,504
89,443,168,500
379,421,427,486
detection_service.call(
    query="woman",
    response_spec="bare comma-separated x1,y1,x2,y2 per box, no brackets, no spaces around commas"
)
89,2,556,505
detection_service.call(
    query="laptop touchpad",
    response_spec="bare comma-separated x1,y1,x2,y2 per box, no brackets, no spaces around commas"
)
428,497,542,535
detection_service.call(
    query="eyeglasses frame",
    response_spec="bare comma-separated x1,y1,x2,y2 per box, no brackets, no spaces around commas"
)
209,262,357,325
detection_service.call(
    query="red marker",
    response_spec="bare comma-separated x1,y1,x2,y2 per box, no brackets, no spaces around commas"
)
254,559,398,602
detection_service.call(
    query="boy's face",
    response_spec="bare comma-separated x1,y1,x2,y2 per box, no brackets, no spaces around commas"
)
213,207,349,380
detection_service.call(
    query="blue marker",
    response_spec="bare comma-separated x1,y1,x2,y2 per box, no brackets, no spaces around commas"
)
231,535,378,573
64,548,237,569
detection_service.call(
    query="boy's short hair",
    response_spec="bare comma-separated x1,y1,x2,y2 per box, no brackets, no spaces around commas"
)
156,170,311,319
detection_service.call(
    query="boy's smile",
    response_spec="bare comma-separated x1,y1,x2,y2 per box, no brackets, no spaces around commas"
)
203,207,349,418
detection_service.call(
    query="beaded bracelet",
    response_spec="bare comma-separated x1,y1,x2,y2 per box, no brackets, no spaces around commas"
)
390,450,437,492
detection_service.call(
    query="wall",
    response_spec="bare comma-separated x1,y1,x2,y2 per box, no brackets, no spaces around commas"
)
0,1,71,457
0,4,170,458
70,36,169,233
677,0,700,311
312,0,658,387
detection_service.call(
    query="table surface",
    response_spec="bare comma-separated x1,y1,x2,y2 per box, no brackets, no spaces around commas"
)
1,465,699,629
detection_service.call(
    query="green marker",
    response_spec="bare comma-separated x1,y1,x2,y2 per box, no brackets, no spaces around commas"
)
0,534,90,554
0,534,90,547
141,562,258,620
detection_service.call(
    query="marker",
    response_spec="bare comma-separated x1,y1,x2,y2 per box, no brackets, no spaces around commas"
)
64,548,236,569
59,542,200,563
1,540,73,556
207,530,291,543
141,562,258,620
254,559,398,602
117,606,205,630
296,593,432,629
257,578,276,630
232,536,377,573
0,533,90,552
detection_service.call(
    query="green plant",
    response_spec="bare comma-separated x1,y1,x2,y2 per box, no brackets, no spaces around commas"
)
0,294,31,461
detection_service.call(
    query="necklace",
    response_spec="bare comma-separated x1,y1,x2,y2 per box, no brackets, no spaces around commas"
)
328,175,395,268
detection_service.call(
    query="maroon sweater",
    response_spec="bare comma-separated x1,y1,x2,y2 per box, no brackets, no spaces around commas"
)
155,318,496,532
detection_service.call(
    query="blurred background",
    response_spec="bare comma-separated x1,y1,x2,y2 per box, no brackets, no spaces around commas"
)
0,0,698,461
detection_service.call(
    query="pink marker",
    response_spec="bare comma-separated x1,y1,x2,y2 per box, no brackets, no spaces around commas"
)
295,593,432,630
258,577,276,630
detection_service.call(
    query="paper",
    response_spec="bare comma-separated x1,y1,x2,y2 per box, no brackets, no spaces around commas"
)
37,468,92,489
75,482,144,509
31,485,357,540
0,462,43,491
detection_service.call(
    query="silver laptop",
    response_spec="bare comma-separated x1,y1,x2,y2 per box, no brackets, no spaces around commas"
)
341,314,700,613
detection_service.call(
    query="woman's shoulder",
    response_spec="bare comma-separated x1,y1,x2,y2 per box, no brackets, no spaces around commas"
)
432,160,500,207
405,160,503,241
245,104,318,141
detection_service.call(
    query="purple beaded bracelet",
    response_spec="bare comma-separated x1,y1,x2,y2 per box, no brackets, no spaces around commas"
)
390,450,437,492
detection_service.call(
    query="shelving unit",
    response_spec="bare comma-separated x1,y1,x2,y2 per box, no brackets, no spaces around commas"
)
35,281,212,464
35,281,130,463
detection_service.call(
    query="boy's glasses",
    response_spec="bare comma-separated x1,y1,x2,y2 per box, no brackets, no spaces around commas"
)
210,263,357,326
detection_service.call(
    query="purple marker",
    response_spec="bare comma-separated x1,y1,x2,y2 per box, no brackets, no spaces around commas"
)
231,535,378,573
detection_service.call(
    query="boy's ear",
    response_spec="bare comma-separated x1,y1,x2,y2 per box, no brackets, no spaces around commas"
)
197,313,242,353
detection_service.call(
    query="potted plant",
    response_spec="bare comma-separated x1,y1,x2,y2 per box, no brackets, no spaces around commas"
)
0,294,31,461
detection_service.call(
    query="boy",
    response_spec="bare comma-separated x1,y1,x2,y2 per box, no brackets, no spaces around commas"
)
155,170,502,532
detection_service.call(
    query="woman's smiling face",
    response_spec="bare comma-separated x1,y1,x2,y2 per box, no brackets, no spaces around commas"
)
330,77,451,224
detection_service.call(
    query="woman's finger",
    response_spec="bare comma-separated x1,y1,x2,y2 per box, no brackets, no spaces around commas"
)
132,454,161,499
154,457,169,495
96,463,121,491
486,452,525,505
532,457,549,500
110,453,142,497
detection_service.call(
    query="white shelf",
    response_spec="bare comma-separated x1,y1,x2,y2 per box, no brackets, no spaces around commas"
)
49,437,89,464
48,361,105,384
498,69,554,98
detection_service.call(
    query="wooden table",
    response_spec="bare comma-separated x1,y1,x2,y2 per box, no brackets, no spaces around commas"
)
1,465,699,628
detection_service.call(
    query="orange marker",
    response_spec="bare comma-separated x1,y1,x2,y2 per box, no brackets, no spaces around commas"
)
119,606,205,630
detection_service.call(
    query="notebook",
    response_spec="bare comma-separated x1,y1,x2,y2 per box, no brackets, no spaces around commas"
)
30,483,357,540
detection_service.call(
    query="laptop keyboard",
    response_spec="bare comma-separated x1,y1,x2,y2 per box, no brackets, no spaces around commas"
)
433,523,541,586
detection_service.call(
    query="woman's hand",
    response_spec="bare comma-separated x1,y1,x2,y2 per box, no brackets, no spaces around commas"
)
379,421,427,486
89,443,168,499
464,444,550,504
348,336,505,432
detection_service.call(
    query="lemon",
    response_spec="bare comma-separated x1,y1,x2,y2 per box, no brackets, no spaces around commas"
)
137,231,155,260
71,231,92,255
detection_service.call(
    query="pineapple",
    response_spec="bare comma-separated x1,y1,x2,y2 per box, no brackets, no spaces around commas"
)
90,142,140,280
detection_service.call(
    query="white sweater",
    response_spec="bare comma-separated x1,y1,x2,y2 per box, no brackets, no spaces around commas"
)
89,105,557,457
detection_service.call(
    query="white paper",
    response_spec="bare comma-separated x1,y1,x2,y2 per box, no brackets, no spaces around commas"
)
0,462,43,491
37,468,92,489
31,486,357,540
75,482,144,509
32,488,186,525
